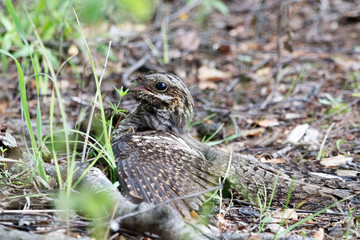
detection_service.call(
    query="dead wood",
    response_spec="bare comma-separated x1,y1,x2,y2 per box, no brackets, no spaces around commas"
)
0,224,89,240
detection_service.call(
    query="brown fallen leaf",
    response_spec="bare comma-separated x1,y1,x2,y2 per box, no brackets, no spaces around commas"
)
333,57,360,72
242,128,265,137
271,209,298,223
320,155,353,166
197,66,231,90
314,227,324,240
257,119,279,127
238,41,260,52
0,99,9,115
175,30,201,51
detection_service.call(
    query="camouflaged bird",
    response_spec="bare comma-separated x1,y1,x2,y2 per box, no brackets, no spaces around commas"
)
112,73,221,217
112,72,360,217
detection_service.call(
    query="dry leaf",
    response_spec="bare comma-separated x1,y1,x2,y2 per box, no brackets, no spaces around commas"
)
302,127,320,146
0,99,9,115
314,227,325,240
190,210,200,219
335,169,359,177
198,81,218,90
238,41,259,52
175,30,200,51
272,209,298,222
198,66,231,82
287,124,309,144
197,66,231,90
320,155,353,166
256,67,271,77
242,128,265,137
257,119,279,127
334,57,360,72
266,223,285,233
285,113,302,119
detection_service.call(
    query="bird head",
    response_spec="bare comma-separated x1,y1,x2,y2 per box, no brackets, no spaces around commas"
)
130,72,194,134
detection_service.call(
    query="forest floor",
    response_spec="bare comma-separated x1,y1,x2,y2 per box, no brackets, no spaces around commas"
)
0,0,360,239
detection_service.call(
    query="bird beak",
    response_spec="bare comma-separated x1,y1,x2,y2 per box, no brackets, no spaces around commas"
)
130,75,153,93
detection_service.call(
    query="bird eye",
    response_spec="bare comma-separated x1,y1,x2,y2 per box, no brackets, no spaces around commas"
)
155,82,167,91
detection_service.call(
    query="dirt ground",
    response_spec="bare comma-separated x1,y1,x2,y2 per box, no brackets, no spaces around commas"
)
1,0,360,239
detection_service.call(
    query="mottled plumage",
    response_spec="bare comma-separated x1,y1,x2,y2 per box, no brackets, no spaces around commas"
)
112,73,218,217
112,73,194,138
113,131,218,217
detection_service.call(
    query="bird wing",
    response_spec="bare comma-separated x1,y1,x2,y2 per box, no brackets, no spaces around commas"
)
113,130,219,217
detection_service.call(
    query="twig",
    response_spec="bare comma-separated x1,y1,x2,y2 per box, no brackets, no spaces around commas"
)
0,209,75,214
0,158,23,163
55,53,77,78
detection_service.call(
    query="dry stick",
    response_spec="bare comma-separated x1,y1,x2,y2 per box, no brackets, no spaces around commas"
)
80,41,112,163
55,54,77,78
0,158,23,163
0,209,75,214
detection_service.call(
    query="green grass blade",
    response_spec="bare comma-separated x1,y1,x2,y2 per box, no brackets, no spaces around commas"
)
49,86,63,189
0,49,37,148
203,123,224,143
5,0,51,182
4,1,39,151
206,133,242,146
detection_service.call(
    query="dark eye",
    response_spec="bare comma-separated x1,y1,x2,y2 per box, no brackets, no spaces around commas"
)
155,82,167,91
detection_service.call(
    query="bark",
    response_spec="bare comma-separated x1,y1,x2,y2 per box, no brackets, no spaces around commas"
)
0,224,90,240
